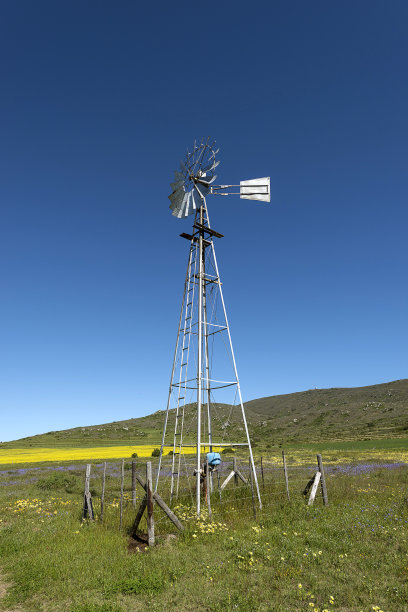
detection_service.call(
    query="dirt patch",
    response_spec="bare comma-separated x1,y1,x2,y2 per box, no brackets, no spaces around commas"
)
0,574,9,600
127,533,177,553
127,534,149,553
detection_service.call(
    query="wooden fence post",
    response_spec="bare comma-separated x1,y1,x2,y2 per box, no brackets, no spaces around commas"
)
132,461,137,508
249,458,257,521
206,461,212,521
82,464,94,520
119,459,125,529
260,456,265,490
233,457,238,486
282,451,290,501
308,472,321,506
317,454,328,506
146,461,155,546
100,462,106,521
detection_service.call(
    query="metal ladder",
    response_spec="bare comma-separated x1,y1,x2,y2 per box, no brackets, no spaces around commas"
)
169,232,199,502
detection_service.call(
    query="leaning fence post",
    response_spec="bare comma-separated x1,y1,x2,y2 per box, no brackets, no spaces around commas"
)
146,461,155,546
100,462,106,521
308,472,321,506
317,454,328,506
282,450,290,501
119,459,125,529
249,458,257,521
132,461,137,508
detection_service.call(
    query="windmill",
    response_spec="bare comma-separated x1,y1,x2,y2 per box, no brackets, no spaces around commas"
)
156,138,270,516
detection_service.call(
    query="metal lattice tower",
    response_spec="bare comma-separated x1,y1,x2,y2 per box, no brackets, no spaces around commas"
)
156,138,270,516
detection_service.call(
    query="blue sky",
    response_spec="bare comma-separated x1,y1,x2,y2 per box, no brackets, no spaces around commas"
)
1,1,407,441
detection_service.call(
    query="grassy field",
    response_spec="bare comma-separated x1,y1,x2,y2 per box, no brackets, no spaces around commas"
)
1,450,407,611
1,379,407,610
0,437,406,469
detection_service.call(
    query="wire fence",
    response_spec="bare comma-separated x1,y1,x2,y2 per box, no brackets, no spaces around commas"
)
73,451,408,531
2,453,406,534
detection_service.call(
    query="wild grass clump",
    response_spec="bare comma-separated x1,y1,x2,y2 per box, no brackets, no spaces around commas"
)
36,473,77,492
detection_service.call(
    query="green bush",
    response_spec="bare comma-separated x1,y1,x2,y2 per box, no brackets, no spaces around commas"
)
221,447,235,454
151,448,160,457
131,452,138,458
167,450,174,455
36,472,77,492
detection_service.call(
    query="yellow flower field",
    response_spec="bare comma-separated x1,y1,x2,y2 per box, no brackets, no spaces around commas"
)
0,445,224,465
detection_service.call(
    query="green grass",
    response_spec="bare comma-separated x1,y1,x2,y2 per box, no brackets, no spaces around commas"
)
1,457,407,611
283,437,408,452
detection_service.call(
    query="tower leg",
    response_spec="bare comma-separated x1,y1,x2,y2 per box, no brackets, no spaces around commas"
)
205,202,263,509
196,206,204,516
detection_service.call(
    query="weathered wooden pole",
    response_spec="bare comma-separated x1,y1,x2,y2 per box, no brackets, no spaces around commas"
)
308,472,321,506
317,454,328,506
146,461,155,546
249,458,256,521
206,461,212,520
100,462,106,521
82,463,94,520
233,457,238,486
119,459,125,529
260,456,265,489
282,450,290,501
132,461,137,508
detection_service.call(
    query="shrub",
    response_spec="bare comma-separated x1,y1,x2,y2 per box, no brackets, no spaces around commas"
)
167,450,174,455
151,448,160,457
221,447,235,454
131,452,138,458
37,472,77,492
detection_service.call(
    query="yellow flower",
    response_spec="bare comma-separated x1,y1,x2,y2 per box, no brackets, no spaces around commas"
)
298,583,302,589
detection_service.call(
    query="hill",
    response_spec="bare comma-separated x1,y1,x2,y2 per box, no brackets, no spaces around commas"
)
2,379,408,449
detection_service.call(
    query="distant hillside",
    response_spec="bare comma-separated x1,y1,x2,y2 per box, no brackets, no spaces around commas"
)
2,379,408,448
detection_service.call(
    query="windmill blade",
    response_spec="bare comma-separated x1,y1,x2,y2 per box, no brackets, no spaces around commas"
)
191,188,202,209
173,193,188,218
168,138,219,219
240,177,270,202
170,180,184,191
201,159,220,173
196,174,217,187
169,189,185,209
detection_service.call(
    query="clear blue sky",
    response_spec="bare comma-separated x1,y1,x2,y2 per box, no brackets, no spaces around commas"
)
1,1,407,442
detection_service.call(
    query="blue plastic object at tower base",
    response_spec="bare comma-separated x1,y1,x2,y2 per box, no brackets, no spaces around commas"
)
206,452,221,468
